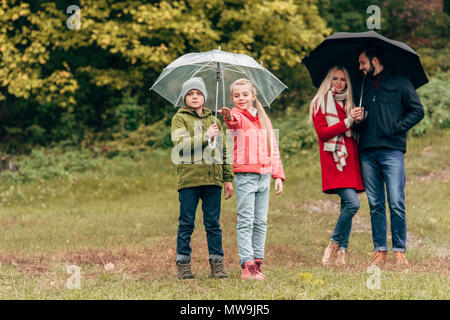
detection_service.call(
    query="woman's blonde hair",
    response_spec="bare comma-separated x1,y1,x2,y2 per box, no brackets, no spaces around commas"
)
309,66,354,124
230,78,274,155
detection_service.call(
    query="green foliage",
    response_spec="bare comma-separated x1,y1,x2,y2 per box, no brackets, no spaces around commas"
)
112,96,145,133
272,105,317,156
414,11,450,48
105,116,172,157
0,147,109,183
411,73,450,136
0,0,448,153
0,0,329,150
317,0,371,32
417,47,450,78
218,0,330,70
317,0,450,48
26,124,46,144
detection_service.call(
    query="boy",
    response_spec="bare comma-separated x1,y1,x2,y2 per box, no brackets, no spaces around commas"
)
171,77,234,279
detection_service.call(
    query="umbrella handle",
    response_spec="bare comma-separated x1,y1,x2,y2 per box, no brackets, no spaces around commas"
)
208,136,216,149
359,76,365,107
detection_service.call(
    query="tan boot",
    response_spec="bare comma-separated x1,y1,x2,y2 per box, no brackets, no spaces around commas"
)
335,249,346,266
369,251,388,266
394,252,409,267
321,241,339,267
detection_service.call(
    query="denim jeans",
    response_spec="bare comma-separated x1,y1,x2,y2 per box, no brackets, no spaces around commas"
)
176,185,224,262
330,188,360,250
235,173,271,266
360,148,407,252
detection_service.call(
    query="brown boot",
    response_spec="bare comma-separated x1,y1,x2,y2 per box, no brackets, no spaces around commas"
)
321,241,339,267
369,251,388,266
209,258,228,279
335,249,346,266
176,261,195,280
394,252,409,267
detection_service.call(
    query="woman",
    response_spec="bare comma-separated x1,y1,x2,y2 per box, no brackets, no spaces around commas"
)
309,66,364,266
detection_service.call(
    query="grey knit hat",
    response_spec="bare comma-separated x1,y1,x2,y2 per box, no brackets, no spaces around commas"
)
181,77,207,105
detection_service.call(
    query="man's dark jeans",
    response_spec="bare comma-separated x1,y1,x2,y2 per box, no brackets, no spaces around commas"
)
176,185,223,262
360,148,407,252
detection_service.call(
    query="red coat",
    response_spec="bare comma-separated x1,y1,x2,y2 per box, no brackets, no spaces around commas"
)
312,100,364,194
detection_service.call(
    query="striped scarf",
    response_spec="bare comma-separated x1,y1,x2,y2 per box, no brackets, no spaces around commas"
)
320,88,352,172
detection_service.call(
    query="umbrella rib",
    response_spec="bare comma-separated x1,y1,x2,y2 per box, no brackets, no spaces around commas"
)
150,62,216,92
166,62,218,70
220,64,247,73
233,64,272,106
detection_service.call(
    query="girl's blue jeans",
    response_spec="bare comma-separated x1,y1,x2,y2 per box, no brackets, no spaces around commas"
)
330,188,360,250
235,173,271,266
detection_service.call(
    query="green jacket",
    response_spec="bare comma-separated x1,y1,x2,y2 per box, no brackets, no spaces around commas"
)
171,107,234,191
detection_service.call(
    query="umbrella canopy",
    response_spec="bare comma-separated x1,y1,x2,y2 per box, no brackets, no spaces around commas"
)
302,31,428,89
150,49,287,110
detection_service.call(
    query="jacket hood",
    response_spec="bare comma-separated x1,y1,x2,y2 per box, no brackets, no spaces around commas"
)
177,106,213,118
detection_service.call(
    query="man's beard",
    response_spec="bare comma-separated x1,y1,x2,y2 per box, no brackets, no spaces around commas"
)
365,62,376,78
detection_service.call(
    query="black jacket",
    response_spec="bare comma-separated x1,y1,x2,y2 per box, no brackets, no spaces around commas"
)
353,69,424,153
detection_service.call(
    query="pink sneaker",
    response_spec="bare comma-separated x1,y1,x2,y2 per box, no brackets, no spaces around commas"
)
254,258,265,279
241,261,264,281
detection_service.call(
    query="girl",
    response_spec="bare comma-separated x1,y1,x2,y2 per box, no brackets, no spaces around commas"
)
309,66,364,266
221,78,285,280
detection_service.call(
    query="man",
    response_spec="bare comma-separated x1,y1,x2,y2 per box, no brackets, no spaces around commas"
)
353,47,424,267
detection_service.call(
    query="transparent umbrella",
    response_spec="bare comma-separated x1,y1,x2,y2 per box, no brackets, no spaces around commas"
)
150,48,287,147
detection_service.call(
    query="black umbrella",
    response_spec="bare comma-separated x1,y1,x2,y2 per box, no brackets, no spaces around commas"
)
302,31,428,90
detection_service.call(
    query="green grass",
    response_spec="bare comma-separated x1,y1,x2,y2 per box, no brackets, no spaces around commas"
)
0,130,448,299
0,265,448,299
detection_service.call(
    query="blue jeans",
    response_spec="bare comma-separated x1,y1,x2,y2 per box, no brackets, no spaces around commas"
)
330,188,360,250
235,173,271,266
176,186,224,262
360,149,407,252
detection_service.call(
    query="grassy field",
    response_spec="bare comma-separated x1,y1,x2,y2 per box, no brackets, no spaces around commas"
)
0,129,448,300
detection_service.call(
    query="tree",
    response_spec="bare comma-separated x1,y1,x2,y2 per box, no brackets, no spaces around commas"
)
0,0,329,150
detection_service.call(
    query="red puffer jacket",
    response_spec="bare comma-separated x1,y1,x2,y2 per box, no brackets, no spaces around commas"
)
223,107,285,181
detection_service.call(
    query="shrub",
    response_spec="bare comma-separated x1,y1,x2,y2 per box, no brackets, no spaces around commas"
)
0,148,109,183
417,47,450,78
412,73,450,136
414,12,450,49
272,105,316,156
113,96,145,133
99,116,172,157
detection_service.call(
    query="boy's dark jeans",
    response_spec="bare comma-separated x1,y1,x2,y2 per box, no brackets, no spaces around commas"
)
176,185,224,262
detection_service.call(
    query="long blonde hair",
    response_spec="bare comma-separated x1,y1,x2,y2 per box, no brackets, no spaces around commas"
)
230,78,274,155
309,66,354,124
